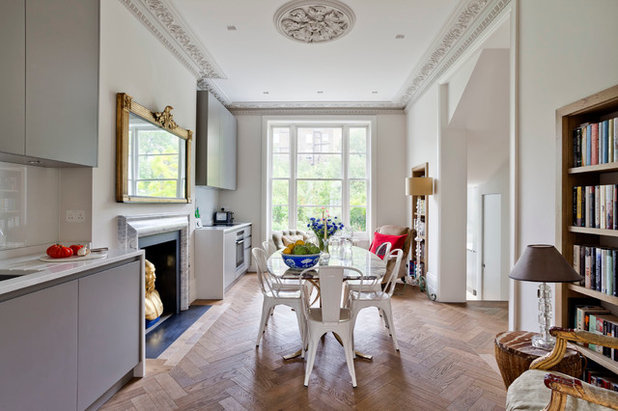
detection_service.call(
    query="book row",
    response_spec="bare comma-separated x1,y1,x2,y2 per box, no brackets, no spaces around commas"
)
572,118,618,167
583,369,618,391
575,305,618,362
573,245,617,296
572,185,618,229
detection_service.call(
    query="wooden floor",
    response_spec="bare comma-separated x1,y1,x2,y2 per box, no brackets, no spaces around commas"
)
101,274,508,410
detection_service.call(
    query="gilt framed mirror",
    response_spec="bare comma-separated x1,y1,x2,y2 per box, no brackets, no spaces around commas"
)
116,93,192,203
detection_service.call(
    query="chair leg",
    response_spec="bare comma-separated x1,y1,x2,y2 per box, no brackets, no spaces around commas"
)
294,307,306,359
350,309,359,359
383,302,399,351
343,327,357,387
304,331,320,387
256,299,273,347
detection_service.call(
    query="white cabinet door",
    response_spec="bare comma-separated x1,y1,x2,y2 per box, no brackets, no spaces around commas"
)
78,261,141,409
0,0,25,156
25,0,99,166
224,231,237,288
0,281,78,411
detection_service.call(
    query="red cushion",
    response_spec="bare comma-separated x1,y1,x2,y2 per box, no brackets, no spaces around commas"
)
369,232,408,259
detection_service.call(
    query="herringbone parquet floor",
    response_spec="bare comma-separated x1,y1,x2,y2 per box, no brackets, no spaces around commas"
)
101,274,508,410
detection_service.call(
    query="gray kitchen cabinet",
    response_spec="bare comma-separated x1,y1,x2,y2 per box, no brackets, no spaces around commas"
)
0,0,98,166
224,230,237,288
0,0,25,156
196,91,237,189
0,281,79,411
78,260,141,410
25,0,99,166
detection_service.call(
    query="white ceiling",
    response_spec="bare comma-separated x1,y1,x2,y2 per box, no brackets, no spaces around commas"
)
172,0,460,105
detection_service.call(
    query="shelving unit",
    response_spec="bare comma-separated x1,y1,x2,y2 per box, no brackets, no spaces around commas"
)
556,84,618,375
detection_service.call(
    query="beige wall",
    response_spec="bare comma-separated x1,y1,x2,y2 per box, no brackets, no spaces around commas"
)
516,0,618,330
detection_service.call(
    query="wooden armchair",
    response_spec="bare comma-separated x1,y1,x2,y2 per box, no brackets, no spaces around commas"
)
506,327,618,410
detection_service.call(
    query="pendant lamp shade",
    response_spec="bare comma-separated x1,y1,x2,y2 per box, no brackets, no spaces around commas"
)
405,177,434,196
509,244,583,283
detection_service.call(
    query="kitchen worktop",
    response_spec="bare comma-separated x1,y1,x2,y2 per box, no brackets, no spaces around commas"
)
197,222,251,232
0,249,144,298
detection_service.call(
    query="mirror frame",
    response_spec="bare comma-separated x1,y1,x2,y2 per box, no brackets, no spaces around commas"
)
116,92,192,203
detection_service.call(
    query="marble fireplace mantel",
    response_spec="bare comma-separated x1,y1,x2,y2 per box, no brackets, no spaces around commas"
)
117,213,190,310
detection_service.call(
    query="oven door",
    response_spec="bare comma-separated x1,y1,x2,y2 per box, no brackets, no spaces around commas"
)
235,235,245,269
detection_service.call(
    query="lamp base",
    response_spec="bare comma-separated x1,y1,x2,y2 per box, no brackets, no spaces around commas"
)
531,333,555,350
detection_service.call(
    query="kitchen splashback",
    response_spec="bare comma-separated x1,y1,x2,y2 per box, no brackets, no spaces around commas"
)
0,162,59,251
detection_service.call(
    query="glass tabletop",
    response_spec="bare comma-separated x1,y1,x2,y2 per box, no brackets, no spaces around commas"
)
267,246,386,280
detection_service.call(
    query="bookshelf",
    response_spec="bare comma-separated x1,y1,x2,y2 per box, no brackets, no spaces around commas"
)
556,84,618,375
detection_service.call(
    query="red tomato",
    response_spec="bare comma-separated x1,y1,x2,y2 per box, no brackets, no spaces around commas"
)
46,244,73,258
70,244,84,255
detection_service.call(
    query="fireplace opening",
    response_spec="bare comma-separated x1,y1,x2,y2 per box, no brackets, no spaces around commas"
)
139,231,180,332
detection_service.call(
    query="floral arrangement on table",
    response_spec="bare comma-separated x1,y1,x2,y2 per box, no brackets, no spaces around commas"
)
307,210,344,253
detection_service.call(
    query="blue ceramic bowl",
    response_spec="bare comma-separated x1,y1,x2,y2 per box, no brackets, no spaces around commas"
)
282,253,321,270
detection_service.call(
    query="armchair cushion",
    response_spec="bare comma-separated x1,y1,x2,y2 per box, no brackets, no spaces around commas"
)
507,369,615,411
272,230,311,250
369,232,407,259
374,225,411,278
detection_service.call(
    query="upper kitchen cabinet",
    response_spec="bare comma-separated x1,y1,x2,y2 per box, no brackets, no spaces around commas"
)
196,91,237,189
0,0,99,167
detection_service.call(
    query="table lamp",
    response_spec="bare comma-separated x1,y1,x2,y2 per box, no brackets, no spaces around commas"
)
508,244,583,350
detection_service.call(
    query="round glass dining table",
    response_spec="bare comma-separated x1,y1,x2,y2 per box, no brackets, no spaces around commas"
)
266,246,387,281
266,246,387,360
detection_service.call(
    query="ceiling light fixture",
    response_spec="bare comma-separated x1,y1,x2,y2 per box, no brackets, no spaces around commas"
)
395,34,405,39
371,91,378,94
262,91,270,95
227,25,237,31
317,91,324,94
274,0,356,44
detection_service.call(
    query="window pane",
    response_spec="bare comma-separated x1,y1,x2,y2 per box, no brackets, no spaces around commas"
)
297,180,342,206
138,155,179,179
297,154,341,178
349,128,367,153
350,207,366,232
297,128,342,153
272,127,290,153
298,207,342,229
350,180,367,206
349,154,366,178
272,180,289,205
272,153,290,178
272,206,288,231
137,180,177,197
138,130,179,154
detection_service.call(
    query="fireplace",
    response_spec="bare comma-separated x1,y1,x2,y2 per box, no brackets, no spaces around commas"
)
117,213,190,311
139,231,180,316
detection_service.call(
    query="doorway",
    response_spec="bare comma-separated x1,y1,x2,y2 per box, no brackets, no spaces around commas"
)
482,194,502,300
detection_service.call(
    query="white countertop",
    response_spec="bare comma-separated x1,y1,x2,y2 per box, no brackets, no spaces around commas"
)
0,249,143,297
197,222,251,233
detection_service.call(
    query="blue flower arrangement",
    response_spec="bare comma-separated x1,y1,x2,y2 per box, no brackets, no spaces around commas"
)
307,213,344,252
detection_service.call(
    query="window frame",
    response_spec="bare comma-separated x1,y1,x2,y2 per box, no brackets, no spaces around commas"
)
263,116,377,243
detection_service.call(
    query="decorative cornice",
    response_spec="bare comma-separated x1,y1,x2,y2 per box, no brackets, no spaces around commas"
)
227,100,403,110
398,0,511,106
229,106,405,116
119,0,226,80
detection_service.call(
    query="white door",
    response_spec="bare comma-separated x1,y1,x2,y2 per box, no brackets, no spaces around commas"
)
482,194,501,300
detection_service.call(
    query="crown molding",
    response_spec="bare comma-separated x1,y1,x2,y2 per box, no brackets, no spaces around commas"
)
119,0,226,80
229,106,405,116
397,0,511,106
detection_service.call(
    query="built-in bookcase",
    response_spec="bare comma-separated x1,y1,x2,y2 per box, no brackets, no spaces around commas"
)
556,84,618,375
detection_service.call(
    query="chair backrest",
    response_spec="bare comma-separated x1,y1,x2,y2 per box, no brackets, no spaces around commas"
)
262,240,271,256
252,247,275,295
272,230,311,250
374,241,392,260
375,225,411,278
301,265,363,322
383,249,404,297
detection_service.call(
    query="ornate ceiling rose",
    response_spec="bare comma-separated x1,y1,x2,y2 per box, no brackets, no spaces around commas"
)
274,0,356,44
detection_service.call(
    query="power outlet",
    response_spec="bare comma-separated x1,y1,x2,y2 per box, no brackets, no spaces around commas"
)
65,210,86,223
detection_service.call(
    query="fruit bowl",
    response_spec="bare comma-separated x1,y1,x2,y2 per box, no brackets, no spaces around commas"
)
281,253,321,270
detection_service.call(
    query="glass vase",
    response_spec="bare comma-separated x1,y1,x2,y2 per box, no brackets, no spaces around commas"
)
317,236,329,254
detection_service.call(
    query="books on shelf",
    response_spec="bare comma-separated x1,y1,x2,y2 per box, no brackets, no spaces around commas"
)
573,118,618,167
573,245,617,296
583,369,618,390
574,305,618,361
572,185,617,229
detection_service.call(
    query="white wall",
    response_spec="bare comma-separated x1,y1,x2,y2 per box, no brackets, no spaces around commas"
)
219,112,407,259
94,0,209,301
516,0,618,330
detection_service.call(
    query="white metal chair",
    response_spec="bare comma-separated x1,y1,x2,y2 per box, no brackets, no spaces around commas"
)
300,265,363,388
347,241,391,293
253,248,306,348
349,249,403,352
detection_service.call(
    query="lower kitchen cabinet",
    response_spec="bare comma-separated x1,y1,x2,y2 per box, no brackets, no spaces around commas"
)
0,280,79,411
78,260,141,410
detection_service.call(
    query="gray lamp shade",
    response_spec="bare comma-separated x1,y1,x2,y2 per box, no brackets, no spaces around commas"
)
509,244,583,283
